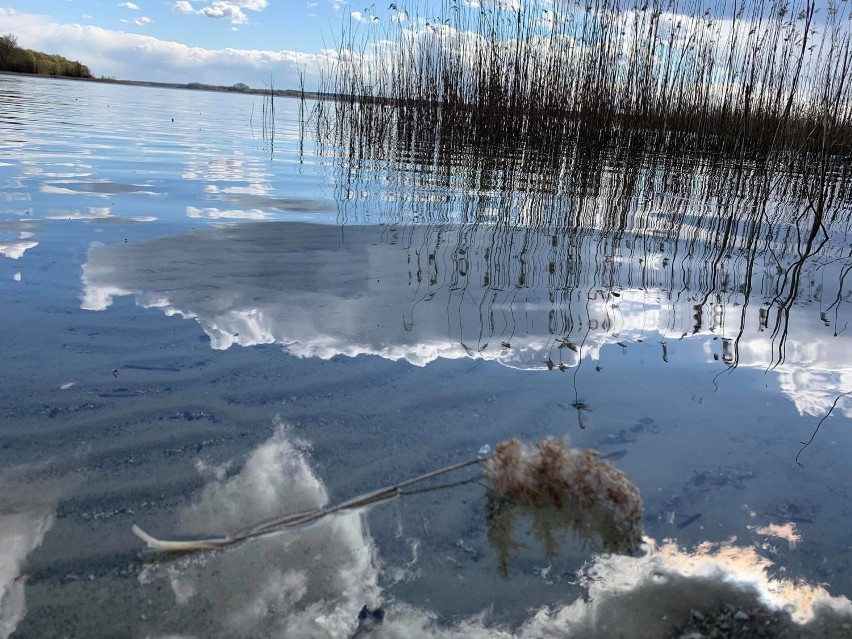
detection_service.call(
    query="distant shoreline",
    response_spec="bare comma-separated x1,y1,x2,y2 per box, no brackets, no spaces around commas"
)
0,70,324,100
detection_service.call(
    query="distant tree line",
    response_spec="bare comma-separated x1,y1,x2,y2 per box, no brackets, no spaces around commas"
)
0,34,93,78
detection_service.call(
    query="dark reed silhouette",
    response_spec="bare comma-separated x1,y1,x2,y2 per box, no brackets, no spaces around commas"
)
309,0,852,159
314,103,852,378
303,1,852,379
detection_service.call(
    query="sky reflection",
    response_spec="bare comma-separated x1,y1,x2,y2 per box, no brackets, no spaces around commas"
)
0,234,38,260
139,424,381,639
81,221,852,419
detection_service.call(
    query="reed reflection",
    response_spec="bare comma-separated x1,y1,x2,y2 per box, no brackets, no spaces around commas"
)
313,103,852,406
81,74,852,424
82,213,852,425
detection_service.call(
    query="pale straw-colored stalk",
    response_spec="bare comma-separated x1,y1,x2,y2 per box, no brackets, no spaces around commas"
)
132,438,642,555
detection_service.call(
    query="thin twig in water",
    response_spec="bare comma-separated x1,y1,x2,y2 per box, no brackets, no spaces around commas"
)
796,389,852,466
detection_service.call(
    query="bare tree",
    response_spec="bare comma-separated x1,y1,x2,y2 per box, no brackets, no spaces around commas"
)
0,33,18,67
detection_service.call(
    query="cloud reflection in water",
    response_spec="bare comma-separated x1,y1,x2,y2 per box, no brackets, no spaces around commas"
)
138,427,852,639
0,469,74,639
0,233,38,260
81,221,852,417
140,424,381,638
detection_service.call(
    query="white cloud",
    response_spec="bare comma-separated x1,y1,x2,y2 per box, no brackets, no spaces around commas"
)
186,206,271,220
137,426,382,638
80,221,852,417
118,2,140,9
0,8,325,89
133,16,152,26
170,0,268,24
464,0,521,8
171,0,194,13
201,1,248,24
231,0,267,8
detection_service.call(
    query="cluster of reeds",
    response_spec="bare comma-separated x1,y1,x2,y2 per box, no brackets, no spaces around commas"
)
310,0,852,160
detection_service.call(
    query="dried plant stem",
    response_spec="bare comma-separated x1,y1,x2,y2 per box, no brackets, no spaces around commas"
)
132,457,484,553
133,440,644,557
237,457,483,537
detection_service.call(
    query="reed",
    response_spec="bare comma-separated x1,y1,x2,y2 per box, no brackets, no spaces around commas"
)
132,437,643,556
261,76,276,152
309,0,852,160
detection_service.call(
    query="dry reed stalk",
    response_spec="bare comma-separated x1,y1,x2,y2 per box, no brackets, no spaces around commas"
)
132,438,643,556
132,458,483,553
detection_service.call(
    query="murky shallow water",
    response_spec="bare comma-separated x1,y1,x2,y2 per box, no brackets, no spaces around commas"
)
2,74,852,638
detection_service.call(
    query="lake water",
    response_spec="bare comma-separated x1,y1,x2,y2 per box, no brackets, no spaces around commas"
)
3,74,852,638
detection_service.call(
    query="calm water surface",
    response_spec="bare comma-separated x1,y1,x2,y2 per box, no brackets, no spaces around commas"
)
2,75,852,638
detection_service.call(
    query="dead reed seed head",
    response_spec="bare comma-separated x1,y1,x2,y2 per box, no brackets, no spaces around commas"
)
485,437,643,552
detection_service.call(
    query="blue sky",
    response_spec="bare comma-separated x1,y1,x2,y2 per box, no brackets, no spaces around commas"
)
0,1,351,89
16,0,342,53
